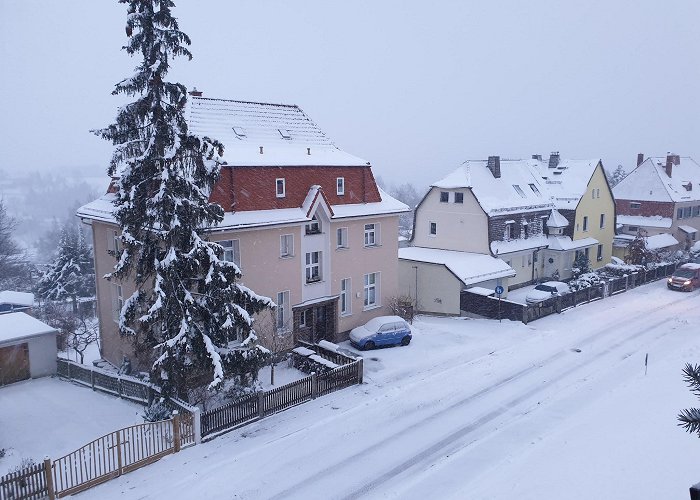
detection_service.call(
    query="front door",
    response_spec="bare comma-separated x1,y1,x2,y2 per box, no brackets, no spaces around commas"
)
313,306,326,342
0,343,30,386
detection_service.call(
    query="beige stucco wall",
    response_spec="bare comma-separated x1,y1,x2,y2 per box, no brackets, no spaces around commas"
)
398,260,462,315
499,250,541,287
412,188,489,253
572,164,616,268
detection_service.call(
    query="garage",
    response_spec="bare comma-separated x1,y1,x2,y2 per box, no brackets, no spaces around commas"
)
0,312,58,386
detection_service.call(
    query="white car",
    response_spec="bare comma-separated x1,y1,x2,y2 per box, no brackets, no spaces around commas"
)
525,281,570,305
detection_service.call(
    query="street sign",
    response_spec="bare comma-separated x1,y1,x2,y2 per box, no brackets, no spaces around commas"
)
495,285,504,295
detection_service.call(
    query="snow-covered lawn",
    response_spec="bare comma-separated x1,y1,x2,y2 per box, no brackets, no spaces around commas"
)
67,282,700,499
0,377,145,475
258,362,308,391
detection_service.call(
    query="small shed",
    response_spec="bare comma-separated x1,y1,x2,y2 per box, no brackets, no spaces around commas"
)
0,290,35,314
0,312,57,386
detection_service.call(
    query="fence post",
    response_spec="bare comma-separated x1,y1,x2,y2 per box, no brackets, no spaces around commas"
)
258,391,265,419
192,407,202,445
90,369,95,391
172,411,181,453
357,358,363,385
44,456,55,500
67,359,71,380
118,378,123,399
116,431,123,476
311,372,317,399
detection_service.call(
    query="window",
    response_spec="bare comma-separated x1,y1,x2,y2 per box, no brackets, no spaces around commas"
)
628,225,639,233
440,191,449,203
306,216,321,235
599,213,605,229
597,244,603,261
592,190,595,199
684,207,692,218
522,221,529,239
630,202,641,210
454,192,464,203
693,206,700,217
340,278,351,316
221,239,241,270
582,216,589,232
529,184,541,196
512,185,526,198
364,272,380,309
585,247,590,259
678,208,684,220
337,177,345,196
596,188,601,198
505,222,514,240
276,178,286,198
108,230,120,254
336,227,348,249
429,222,437,236
364,223,379,247
299,309,307,327
280,234,294,258
112,284,123,324
276,291,290,331
305,252,321,283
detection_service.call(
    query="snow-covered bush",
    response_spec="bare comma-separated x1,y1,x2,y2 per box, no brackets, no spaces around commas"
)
0,448,5,459
142,401,172,422
568,272,605,291
603,263,643,277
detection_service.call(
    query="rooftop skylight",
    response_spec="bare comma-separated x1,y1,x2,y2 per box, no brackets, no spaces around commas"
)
232,126,247,138
512,185,527,198
278,128,292,139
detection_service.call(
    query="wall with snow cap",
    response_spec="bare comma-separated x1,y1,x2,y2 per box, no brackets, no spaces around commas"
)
398,260,462,315
27,334,57,378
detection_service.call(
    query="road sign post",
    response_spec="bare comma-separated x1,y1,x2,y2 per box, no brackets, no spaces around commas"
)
495,285,504,323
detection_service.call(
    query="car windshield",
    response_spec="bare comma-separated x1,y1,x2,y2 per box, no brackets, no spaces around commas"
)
534,285,556,293
674,269,695,278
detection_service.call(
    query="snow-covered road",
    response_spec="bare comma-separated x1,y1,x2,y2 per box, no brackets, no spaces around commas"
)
82,282,700,499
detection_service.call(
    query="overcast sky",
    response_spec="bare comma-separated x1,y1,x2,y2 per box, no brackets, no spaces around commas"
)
1,0,699,189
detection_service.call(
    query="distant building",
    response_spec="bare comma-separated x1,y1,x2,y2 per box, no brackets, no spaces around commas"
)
78,95,408,371
0,291,34,315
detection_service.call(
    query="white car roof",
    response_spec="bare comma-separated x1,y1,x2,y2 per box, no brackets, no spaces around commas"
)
363,315,407,330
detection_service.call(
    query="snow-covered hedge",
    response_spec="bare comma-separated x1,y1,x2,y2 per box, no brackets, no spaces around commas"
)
568,272,605,291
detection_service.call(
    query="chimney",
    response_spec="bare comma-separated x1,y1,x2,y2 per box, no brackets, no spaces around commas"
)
188,87,203,97
673,154,680,165
532,154,543,161
665,154,673,177
259,146,264,154
307,147,311,155
637,153,644,166
487,155,501,178
548,151,560,169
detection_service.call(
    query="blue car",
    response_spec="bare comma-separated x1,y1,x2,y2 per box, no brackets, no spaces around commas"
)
349,315,412,350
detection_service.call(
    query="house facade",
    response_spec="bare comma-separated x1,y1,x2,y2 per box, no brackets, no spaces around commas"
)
613,154,700,258
400,153,616,315
78,95,408,371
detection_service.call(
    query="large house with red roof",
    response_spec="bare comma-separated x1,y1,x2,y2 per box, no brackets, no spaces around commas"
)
78,94,408,370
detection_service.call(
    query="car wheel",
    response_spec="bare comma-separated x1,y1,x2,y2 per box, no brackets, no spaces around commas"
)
400,336,411,346
364,341,375,350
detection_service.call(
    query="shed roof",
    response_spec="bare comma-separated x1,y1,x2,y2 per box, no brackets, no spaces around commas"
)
0,312,57,346
0,291,34,307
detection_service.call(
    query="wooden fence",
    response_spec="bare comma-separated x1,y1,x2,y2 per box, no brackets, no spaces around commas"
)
0,461,47,500
461,262,684,324
201,357,363,439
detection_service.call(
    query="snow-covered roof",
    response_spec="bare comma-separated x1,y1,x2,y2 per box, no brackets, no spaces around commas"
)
646,233,679,250
613,156,700,203
0,312,56,346
464,286,496,296
538,159,602,209
490,235,550,255
678,225,698,234
399,247,516,286
546,236,599,251
432,159,553,215
0,291,34,307
186,96,368,167
616,215,672,229
547,209,569,228
78,189,409,230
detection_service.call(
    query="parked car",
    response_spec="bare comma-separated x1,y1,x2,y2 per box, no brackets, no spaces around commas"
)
525,281,570,305
667,263,700,291
349,315,412,350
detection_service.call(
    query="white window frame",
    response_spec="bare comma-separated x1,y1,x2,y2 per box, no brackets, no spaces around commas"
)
112,283,123,324
276,291,290,331
340,278,351,316
337,177,345,196
440,191,449,203
597,244,603,261
280,234,294,258
221,239,241,270
363,272,380,309
276,178,286,198
299,309,308,328
305,251,321,283
505,223,513,240
336,227,349,249
454,192,464,204
429,221,437,236
306,216,321,235
364,223,379,247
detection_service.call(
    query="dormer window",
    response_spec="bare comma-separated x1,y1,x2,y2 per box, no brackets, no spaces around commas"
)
276,178,286,198
306,216,321,235
278,128,292,139
337,177,345,195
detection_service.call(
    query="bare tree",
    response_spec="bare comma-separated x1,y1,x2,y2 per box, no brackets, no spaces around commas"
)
0,199,31,290
68,315,100,364
255,310,293,386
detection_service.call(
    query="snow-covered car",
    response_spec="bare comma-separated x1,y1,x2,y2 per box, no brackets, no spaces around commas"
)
349,315,412,350
667,263,700,291
525,281,570,305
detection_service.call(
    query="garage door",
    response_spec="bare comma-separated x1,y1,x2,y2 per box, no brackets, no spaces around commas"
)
0,343,30,386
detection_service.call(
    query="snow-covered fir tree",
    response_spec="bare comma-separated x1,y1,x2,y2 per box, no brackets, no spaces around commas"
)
678,363,700,437
36,223,95,311
607,164,627,187
625,231,655,265
95,0,272,397
571,251,591,278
